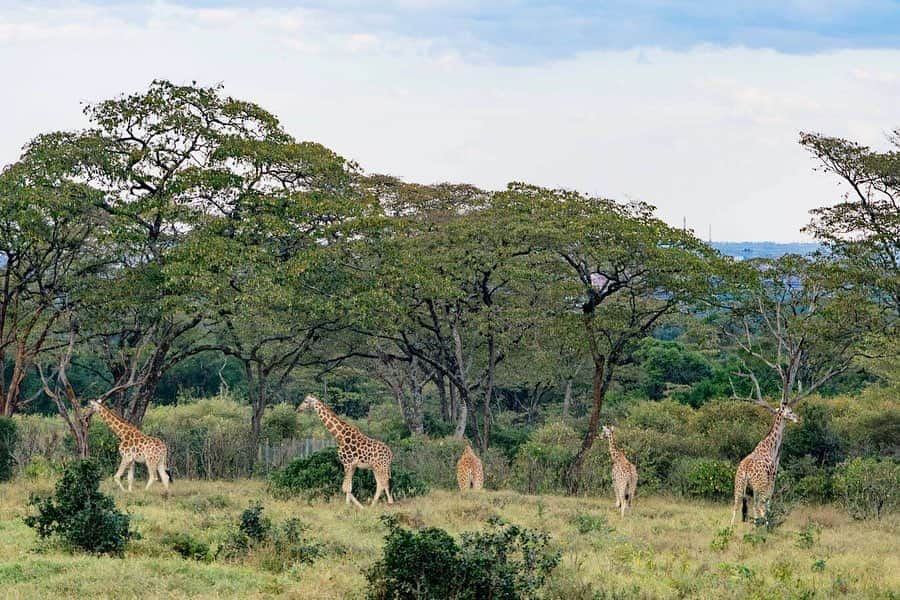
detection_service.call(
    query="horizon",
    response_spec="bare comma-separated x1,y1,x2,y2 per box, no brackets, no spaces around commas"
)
2,2,899,241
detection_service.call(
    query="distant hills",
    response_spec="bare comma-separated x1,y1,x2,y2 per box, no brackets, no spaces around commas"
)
711,241,820,261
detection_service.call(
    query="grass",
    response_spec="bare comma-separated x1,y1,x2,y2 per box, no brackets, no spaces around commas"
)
0,477,898,599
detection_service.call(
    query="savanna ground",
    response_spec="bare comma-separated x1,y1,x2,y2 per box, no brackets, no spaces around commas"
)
0,478,897,599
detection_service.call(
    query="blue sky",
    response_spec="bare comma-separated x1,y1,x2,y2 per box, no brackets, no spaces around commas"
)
2,1,900,240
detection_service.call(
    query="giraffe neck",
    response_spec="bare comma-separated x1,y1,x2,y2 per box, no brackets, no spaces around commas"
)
313,401,354,442
607,434,622,461
760,413,786,461
96,404,140,442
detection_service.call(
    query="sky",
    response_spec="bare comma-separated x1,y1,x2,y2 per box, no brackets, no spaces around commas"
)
1,1,900,241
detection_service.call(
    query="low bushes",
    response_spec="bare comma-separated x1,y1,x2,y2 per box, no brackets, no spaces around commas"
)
365,515,560,600
268,447,428,502
0,416,17,481
670,458,735,500
832,457,898,520
24,459,134,555
393,436,509,490
217,504,325,573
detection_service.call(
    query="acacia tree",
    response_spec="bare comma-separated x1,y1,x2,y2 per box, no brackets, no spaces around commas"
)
726,254,884,414
359,178,542,448
0,153,105,416
497,184,724,493
800,130,899,379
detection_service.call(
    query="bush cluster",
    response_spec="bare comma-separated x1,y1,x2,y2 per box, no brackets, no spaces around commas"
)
268,447,428,502
670,458,735,500
24,459,134,555
217,504,324,573
366,515,560,600
832,457,898,520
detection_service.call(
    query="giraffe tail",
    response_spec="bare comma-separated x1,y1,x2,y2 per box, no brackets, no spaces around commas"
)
166,469,174,483
741,495,748,522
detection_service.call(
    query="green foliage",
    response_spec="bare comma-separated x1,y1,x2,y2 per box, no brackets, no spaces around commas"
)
832,457,899,519
366,515,560,600
217,505,324,573
571,512,614,535
710,527,733,552
510,422,578,494
782,403,844,467
239,504,271,542
394,436,508,490
633,339,712,400
0,417,17,481
671,458,735,500
261,404,299,442
795,521,821,549
24,459,133,555
268,447,427,502
163,532,211,561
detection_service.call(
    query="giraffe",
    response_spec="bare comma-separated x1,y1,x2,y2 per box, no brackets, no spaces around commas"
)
84,399,171,493
731,404,800,526
600,425,638,517
456,443,484,491
297,393,394,508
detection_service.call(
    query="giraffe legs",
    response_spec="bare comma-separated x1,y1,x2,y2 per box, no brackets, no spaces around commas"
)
342,465,363,509
158,458,170,491
731,473,748,527
145,460,158,490
372,469,394,506
127,462,136,492
113,457,132,492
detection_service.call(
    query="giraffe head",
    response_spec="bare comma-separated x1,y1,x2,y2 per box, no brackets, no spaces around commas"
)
83,398,104,418
778,404,800,424
297,393,321,413
600,425,615,439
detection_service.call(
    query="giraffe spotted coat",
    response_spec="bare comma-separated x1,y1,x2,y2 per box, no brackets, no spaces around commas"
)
85,399,171,493
297,393,394,508
732,405,800,525
456,444,484,491
600,425,637,517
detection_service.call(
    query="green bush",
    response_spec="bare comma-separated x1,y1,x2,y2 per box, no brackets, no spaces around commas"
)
268,447,427,502
781,456,833,504
510,422,578,495
163,532,211,561
782,403,844,467
262,404,299,442
24,459,134,555
670,458,735,500
0,417,17,481
692,401,768,462
217,504,323,573
365,515,560,600
832,457,899,519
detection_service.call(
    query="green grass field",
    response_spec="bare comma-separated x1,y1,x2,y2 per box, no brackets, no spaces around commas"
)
0,478,897,599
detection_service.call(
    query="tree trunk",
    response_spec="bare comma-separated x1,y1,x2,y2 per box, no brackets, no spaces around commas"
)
481,335,495,453
436,375,449,423
454,393,468,438
566,356,611,494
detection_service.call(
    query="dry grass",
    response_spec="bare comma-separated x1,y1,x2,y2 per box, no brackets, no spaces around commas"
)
0,477,898,599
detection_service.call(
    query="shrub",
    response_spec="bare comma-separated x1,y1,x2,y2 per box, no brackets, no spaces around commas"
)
365,515,560,600
24,459,134,555
670,458,735,500
782,403,844,467
217,504,323,573
0,417,17,482
163,532,211,561
268,447,427,501
10,414,69,473
510,422,578,495
781,456,834,504
692,400,768,462
262,403,299,442
832,457,899,519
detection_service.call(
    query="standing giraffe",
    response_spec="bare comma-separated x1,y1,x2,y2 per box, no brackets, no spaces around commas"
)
84,399,171,493
731,404,800,526
600,425,638,517
297,393,394,508
456,443,484,491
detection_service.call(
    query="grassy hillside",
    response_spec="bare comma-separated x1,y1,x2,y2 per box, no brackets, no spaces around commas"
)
0,479,897,599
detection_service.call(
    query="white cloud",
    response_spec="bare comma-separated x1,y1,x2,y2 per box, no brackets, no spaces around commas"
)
0,3,898,242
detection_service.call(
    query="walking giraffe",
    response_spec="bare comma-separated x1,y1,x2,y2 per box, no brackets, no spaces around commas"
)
731,404,800,526
600,425,638,517
456,443,484,491
297,393,394,507
84,399,171,493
